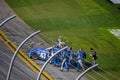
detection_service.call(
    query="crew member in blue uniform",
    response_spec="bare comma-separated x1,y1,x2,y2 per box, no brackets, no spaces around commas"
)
76,48,86,71
53,54,61,67
60,49,70,71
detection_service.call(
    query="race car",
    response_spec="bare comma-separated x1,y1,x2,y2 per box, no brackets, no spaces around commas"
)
28,46,60,60
28,47,50,60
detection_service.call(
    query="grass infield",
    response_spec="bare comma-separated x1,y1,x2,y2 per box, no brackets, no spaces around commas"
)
6,0,120,80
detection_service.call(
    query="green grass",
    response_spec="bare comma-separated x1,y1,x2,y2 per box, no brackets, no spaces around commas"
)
6,0,120,79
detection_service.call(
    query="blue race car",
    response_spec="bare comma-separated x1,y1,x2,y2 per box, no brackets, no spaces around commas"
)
28,46,60,60
28,47,50,60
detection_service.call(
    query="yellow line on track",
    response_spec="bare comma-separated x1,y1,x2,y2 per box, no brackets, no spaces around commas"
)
0,29,54,80
0,36,2,40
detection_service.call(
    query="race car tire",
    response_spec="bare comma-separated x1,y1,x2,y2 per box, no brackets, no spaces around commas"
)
30,52,38,59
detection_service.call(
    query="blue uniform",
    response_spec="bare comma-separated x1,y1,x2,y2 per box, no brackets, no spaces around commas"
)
61,50,70,71
53,54,61,66
76,50,86,71
67,49,74,68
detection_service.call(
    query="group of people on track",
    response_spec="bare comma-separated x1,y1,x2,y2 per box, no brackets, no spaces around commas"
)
47,36,98,72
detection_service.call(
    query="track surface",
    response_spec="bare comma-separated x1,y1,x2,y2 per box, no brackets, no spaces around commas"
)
0,0,87,80
0,42,37,80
